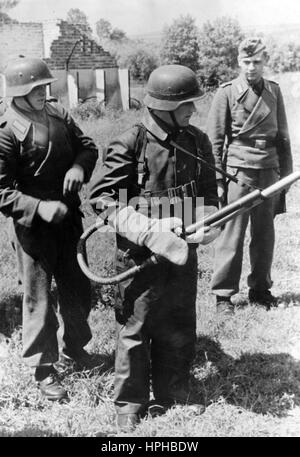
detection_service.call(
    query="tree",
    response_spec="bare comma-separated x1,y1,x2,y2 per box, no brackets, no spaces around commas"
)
197,16,245,89
95,18,130,73
96,18,127,43
0,0,19,10
66,8,92,36
96,18,112,41
110,27,126,42
95,17,157,82
160,15,200,72
0,0,19,23
118,44,159,81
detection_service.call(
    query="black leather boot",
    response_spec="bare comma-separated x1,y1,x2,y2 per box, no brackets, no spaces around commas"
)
35,365,68,401
248,289,278,309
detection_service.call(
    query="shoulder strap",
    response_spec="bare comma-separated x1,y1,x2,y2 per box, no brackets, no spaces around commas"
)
185,125,204,181
133,123,148,187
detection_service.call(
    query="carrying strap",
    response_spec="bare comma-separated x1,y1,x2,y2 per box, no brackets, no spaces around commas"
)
133,121,260,192
133,122,202,187
133,123,149,188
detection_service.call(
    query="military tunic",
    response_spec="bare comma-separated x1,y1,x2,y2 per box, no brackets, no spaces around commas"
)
89,110,218,414
0,100,98,367
207,75,293,297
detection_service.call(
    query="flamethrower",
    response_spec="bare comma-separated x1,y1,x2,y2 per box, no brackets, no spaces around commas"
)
77,171,300,285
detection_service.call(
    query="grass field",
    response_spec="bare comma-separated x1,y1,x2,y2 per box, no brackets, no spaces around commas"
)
0,90,300,438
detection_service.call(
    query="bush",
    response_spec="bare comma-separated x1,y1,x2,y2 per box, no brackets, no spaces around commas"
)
197,61,240,92
115,43,159,82
70,98,105,120
267,41,300,73
124,48,159,82
197,17,245,89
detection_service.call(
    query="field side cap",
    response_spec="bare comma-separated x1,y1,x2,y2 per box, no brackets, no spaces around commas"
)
143,64,203,111
238,37,266,59
4,56,57,97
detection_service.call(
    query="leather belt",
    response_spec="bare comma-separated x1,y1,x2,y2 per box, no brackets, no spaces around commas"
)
143,180,197,203
231,138,276,149
167,180,197,202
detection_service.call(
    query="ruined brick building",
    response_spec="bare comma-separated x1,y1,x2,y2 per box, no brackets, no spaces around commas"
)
0,20,125,109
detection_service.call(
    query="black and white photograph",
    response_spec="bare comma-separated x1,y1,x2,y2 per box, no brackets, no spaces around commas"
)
0,0,299,441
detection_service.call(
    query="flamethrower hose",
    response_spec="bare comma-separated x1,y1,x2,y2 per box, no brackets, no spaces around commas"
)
77,222,161,284
77,171,300,284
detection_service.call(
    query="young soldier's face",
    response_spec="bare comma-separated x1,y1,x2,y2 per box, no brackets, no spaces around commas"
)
239,51,266,83
173,102,196,127
26,84,47,110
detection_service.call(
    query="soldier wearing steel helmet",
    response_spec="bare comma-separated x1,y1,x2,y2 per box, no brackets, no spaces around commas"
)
0,56,98,400
207,37,293,315
89,64,220,431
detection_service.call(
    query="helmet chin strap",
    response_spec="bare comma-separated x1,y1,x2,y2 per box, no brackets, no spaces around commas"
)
169,111,181,131
24,94,35,110
149,108,182,135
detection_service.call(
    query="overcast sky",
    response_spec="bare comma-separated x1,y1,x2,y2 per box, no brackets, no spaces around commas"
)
9,0,300,36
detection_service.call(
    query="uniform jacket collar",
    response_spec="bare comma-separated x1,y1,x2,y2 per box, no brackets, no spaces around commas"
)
4,102,32,142
5,100,59,142
141,109,169,141
232,75,276,135
233,75,276,102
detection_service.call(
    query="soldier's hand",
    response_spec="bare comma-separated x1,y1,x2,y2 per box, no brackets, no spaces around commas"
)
142,217,188,266
185,225,221,245
37,201,69,224
63,165,85,195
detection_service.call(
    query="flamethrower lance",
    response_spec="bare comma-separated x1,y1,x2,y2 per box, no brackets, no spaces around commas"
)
77,171,300,285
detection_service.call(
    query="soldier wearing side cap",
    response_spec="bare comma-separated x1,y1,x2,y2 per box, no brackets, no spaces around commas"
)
0,57,98,400
89,64,219,432
207,37,293,314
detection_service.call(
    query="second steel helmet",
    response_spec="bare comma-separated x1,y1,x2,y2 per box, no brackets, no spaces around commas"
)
4,56,57,97
143,64,203,111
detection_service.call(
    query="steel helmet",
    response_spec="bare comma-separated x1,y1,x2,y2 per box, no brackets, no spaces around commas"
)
4,56,57,97
143,64,203,111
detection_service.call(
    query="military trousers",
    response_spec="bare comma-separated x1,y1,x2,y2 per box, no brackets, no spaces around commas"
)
12,212,92,367
211,167,279,297
114,244,198,415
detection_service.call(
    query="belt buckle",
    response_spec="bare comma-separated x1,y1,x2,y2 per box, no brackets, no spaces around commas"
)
255,139,266,149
